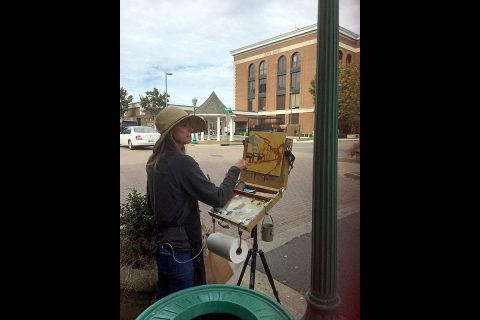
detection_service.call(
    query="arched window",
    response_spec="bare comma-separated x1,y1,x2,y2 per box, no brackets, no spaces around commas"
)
346,54,352,64
258,61,267,111
277,56,286,110
290,52,301,109
291,52,301,69
259,61,267,77
248,64,255,111
339,50,343,64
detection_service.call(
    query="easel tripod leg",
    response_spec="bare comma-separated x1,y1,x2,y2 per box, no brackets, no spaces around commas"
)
249,226,259,289
236,226,280,303
259,250,281,303
237,249,252,286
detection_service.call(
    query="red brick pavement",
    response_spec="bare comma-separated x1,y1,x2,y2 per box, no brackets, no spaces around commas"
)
191,144,360,244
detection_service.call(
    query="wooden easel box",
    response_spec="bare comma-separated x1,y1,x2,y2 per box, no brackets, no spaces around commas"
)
209,137,293,231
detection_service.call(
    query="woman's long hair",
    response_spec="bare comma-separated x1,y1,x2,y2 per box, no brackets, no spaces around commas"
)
146,130,186,171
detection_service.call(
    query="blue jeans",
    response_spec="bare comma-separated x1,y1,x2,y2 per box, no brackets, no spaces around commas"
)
155,247,194,300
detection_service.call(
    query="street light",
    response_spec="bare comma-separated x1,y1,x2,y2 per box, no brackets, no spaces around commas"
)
192,97,198,144
165,72,173,108
289,105,296,136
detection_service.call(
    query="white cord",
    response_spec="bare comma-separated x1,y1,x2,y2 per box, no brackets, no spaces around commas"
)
161,237,207,264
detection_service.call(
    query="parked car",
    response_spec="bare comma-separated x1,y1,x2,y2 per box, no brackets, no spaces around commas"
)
120,126,160,150
120,119,138,132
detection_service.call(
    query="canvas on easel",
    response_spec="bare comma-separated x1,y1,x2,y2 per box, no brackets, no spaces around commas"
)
209,131,293,231
244,131,287,177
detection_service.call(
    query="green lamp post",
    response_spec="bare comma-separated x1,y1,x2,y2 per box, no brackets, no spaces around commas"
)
192,97,198,144
302,0,340,319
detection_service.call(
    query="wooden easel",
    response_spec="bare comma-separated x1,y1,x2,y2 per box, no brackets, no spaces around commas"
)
208,132,295,304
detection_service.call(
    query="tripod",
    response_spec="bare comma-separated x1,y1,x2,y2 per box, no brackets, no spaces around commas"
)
236,225,281,303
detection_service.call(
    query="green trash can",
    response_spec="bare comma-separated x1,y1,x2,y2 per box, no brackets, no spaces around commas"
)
136,284,294,320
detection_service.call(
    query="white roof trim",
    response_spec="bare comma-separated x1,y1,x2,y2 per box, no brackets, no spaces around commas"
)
231,24,359,56
233,109,314,116
195,113,231,117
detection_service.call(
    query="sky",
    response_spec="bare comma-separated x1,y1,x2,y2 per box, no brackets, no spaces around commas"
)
120,0,360,109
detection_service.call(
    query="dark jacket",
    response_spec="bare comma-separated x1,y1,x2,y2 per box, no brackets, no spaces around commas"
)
147,151,240,284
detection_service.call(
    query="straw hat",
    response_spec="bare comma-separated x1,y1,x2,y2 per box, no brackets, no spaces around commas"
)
154,107,206,146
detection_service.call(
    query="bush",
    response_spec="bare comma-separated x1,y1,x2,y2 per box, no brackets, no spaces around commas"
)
120,189,154,269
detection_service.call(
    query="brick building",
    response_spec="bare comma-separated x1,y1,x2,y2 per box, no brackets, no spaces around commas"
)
230,24,360,136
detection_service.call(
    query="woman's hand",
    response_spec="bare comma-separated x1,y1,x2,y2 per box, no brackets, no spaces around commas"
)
234,159,247,170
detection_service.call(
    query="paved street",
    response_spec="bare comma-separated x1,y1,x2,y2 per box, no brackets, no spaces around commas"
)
120,139,360,319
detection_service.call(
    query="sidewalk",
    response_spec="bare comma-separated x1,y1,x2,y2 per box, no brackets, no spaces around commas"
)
251,213,360,320
228,211,359,320
236,264,308,319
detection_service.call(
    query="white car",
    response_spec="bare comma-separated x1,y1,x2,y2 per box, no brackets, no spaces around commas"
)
120,126,160,150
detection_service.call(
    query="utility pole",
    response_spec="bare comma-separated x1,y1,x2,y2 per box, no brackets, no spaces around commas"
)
165,72,172,108
192,98,198,144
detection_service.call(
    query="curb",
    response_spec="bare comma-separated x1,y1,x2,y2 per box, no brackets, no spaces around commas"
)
191,138,359,146
344,172,360,180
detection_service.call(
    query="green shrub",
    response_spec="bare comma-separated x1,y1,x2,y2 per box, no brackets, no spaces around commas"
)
120,189,154,269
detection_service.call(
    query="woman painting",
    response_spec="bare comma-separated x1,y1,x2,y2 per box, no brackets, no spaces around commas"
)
146,107,247,300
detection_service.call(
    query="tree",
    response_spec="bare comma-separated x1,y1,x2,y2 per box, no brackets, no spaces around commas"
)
309,79,316,106
139,88,167,124
120,87,133,119
338,64,360,135
309,63,360,135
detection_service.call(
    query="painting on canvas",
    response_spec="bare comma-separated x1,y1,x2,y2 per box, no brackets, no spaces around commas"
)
244,131,287,176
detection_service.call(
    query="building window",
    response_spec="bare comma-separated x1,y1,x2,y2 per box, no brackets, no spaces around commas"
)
259,61,267,77
278,56,286,74
259,97,266,111
291,52,301,70
290,93,299,109
339,50,343,64
248,99,254,112
290,52,301,104
259,78,266,96
290,113,299,124
258,61,266,111
249,63,256,79
276,94,285,110
346,54,352,64
277,56,286,110
248,81,256,98
259,81,266,111
277,74,286,92
290,72,300,92
248,64,255,99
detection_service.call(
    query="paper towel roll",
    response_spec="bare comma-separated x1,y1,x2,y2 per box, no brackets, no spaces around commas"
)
207,232,249,263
